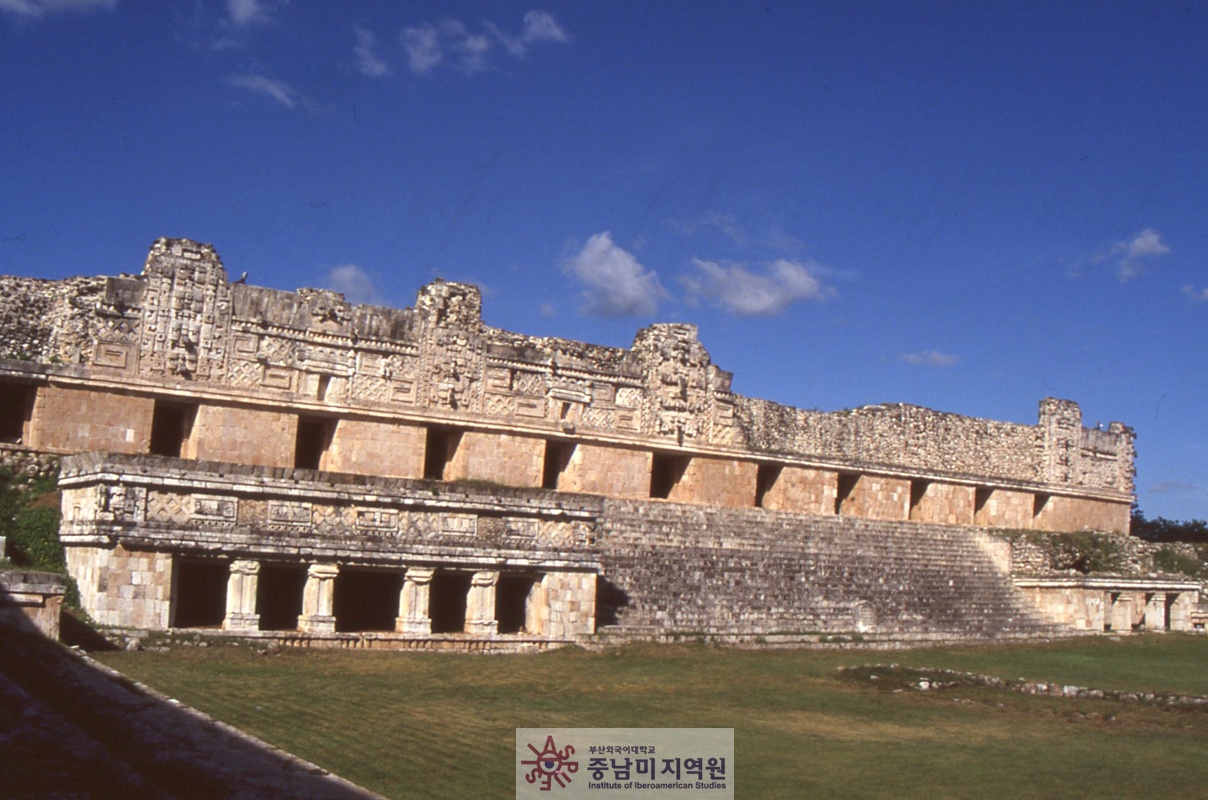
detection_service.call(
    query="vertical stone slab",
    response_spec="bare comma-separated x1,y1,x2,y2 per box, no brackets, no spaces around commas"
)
1142,592,1168,631
1170,591,1194,632
396,567,435,634
223,559,261,631
465,570,499,636
1109,593,1134,633
1039,398,1081,486
539,572,597,640
299,563,338,633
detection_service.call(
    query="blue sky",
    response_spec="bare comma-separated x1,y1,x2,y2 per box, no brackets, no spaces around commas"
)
2,1,1206,520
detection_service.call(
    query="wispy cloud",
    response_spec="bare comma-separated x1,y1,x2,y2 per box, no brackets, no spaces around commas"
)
0,0,115,17
1150,480,1198,495
401,10,568,76
325,264,382,305
490,9,569,56
563,232,667,317
353,26,389,77
899,350,960,367
227,73,305,109
668,211,746,244
681,258,834,316
1181,285,1208,303
402,23,443,73
1095,227,1171,282
226,0,277,27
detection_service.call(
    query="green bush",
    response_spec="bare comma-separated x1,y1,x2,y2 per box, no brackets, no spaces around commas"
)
8,506,65,572
1152,548,1208,579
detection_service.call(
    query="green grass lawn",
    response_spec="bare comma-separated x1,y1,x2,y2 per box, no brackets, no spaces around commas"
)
96,635,1208,799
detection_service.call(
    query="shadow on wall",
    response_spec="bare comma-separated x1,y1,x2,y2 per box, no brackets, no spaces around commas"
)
0,612,385,800
596,578,630,627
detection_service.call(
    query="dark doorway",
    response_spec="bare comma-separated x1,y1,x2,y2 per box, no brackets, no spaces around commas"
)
909,480,930,520
755,463,782,508
542,441,575,490
836,473,859,515
650,454,689,499
423,427,462,481
333,569,403,632
1032,493,1051,520
429,571,471,633
295,416,334,470
172,558,229,628
496,574,538,634
256,563,307,631
0,382,35,444
149,401,196,458
974,487,993,519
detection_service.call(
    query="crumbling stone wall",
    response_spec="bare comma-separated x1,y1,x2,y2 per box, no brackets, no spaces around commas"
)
1,237,1135,527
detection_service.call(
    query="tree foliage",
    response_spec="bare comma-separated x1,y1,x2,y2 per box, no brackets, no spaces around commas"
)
1131,507,1208,543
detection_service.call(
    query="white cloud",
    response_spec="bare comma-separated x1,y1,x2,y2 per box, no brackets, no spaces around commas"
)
681,258,833,316
403,23,443,73
0,0,114,17
522,10,568,44
402,10,567,75
1182,285,1208,303
325,264,381,305
227,73,299,108
353,26,389,77
899,350,960,367
1097,227,1171,282
456,32,493,74
563,232,667,317
668,211,746,244
227,0,276,27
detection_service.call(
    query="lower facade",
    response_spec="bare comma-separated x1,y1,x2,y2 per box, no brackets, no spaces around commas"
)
56,453,1202,648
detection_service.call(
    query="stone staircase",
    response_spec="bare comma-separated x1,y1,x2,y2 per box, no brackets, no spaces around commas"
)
595,499,1069,644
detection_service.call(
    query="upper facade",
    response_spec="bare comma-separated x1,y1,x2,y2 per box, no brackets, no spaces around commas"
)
0,237,1135,533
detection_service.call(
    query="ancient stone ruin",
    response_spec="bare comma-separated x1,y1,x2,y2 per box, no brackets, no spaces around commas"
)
0,237,1196,648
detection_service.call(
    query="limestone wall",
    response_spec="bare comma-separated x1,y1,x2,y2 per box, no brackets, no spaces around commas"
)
30,385,153,455
324,418,426,479
445,431,545,488
190,404,296,467
759,466,836,515
64,544,172,628
558,443,651,498
0,570,65,639
910,482,975,525
1,237,1135,523
59,452,1069,641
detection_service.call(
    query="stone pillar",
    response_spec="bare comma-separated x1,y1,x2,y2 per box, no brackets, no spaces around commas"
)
299,563,338,633
465,570,499,637
1144,592,1168,631
1109,592,1134,633
1170,592,1194,632
396,567,435,635
223,560,260,631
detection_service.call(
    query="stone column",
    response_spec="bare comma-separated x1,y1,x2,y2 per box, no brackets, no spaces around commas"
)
223,560,260,631
1170,592,1194,632
1144,592,1168,631
1109,592,1134,633
396,567,435,635
465,570,499,637
299,563,339,633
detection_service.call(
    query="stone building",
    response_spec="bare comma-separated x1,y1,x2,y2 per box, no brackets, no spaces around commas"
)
0,237,1193,648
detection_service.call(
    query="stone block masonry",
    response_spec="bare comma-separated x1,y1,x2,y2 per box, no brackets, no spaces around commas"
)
0,236,1166,646
0,238,1134,534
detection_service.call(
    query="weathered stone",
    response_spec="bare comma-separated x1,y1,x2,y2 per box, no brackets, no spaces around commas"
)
0,237,1171,648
